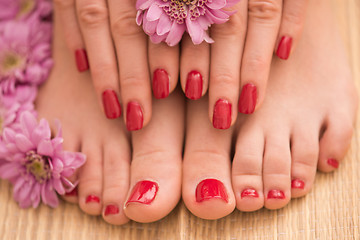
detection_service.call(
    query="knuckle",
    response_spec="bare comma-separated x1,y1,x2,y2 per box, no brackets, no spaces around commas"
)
78,4,108,27
282,9,303,26
91,63,117,87
120,76,147,90
243,54,268,73
211,71,237,90
111,9,143,39
248,0,281,21
211,12,245,37
53,0,74,9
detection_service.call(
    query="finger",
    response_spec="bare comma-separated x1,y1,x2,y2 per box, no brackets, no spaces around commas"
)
275,0,308,60
76,0,122,120
239,0,282,115
53,0,89,72
148,41,179,99
208,0,247,129
108,0,152,131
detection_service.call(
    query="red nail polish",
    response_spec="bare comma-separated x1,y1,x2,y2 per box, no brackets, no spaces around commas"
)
291,179,305,189
213,99,232,130
126,181,159,206
327,158,339,168
196,179,228,203
276,36,293,60
65,188,78,197
241,188,259,199
126,101,143,131
85,195,100,203
75,49,89,72
185,71,203,100
153,69,169,99
102,90,121,119
267,190,285,199
104,205,119,216
239,83,257,114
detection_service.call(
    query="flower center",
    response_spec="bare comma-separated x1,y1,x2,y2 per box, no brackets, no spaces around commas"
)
25,151,51,183
1,52,25,74
17,0,36,18
162,0,207,24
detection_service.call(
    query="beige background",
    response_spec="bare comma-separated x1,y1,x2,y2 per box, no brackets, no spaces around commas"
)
0,0,359,239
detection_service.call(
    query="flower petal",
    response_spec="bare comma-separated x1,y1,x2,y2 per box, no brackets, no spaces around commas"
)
37,139,54,156
156,13,172,35
165,21,186,46
206,0,226,9
147,4,163,21
15,134,35,152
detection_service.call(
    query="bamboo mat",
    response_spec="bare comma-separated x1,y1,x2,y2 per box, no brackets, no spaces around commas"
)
0,0,359,239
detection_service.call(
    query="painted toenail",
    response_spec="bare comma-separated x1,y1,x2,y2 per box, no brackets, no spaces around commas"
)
196,179,228,203
267,190,285,199
239,83,257,114
126,101,144,131
276,36,293,60
75,49,89,72
104,205,119,216
126,181,159,206
241,188,259,199
153,69,170,99
102,90,122,119
291,179,305,189
185,71,203,100
85,195,100,204
327,158,339,168
65,188,78,197
213,99,232,130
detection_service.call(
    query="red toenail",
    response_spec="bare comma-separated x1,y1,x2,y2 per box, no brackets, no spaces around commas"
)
85,195,100,204
267,190,285,199
241,188,259,198
65,188,78,197
239,84,257,114
291,179,305,189
126,181,159,206
102,90,122,119
104,205,119,216
126,101,144,131
75,49,89,72
276,36,293,60
196,179,228,203
327,158,339,168
185,71,203,100
153,69,170,99
213,99,232,130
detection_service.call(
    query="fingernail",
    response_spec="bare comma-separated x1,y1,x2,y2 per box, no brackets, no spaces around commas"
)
327,158,339,168
239,84,257,114
102,90,121,119
291,179,305,189
75,49,89,72
126,101,143,131
153,69,169,99
276,36,293,60
196,179,228,203
241,188,259,199
104,205,119,216
267,190,285,199
185,70,203,100
213,99,232,130
85,195,100,204
65,188,78,197
126,180,159,206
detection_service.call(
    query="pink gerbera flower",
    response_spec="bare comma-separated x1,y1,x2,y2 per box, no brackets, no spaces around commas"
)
0,0,52,21
136,0,239,46
0,112,86,208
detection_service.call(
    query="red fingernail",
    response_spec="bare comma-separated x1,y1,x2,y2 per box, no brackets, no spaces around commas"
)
153,69,169,99
65,188,78,197
102,90,121,119
213,99,232,130
327,158,339,168
104,205,119,216
276,36,293,60
239,84,257,114
85,195,100,204
126,101,143,131
196,179,228,203
126,181,159,206
75,49,89,72
241,188,259,199
185,71,203,100
291,179,305,189
267,190,285,199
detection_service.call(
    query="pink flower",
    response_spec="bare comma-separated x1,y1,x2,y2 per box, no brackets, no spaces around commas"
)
0,0,52,21
136,0,239,46
0,112,86,208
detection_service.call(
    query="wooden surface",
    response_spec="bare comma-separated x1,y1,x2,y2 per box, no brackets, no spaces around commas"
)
0,0,359,239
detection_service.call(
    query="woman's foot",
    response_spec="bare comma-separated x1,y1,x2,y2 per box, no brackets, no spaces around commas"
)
36,11,184,224
182,0,358,219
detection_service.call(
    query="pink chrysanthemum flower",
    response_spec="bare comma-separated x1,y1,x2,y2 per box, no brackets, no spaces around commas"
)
0,0,52,21
136,0,239,46
0,19,53,94
0,112,86,208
